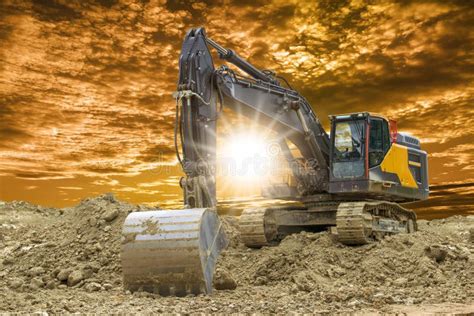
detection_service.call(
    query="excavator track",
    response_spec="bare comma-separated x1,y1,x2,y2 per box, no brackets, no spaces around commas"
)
239,208,277,248
336,202,374,245
336,201,417,245
239,201,417,248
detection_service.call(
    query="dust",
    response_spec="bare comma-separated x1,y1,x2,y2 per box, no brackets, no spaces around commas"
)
0,194,472,314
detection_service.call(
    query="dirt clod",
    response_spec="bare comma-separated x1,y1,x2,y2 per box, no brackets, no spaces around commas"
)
56,269,71,281
213,268,237,290
84,282,102,292
28,267,45,276
103,209,119,222
67,270,84,287
425,245,448,262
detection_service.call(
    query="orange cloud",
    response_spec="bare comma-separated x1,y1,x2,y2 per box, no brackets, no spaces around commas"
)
0,0,473,206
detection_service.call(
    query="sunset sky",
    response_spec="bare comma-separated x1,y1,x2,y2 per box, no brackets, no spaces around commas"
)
0,0,473,208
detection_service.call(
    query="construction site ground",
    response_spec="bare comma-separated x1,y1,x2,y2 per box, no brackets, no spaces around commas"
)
0,194,472,314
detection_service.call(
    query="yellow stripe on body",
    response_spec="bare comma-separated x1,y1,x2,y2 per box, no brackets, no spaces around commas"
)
380,144,418,188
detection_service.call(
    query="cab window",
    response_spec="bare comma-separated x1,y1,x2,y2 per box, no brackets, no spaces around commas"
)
382,120,390,153
332,119,365,178
369,118,390,167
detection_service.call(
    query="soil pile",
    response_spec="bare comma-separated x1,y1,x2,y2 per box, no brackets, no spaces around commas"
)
1,194,156,293
219,217,473,307
0,195,472,314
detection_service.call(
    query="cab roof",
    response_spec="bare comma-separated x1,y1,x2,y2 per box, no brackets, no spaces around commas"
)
329,112,390,121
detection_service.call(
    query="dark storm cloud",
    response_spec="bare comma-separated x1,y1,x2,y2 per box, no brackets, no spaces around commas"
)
137,144,176,163
0,0,472,205
31,0,83,21
0,127,32,139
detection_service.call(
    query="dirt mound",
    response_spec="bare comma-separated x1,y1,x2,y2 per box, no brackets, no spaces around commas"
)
0,196,472,313
1,194,156,292
216,215,473,311
218,220,473,307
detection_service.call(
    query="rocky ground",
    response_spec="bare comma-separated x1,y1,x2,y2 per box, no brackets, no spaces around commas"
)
0,194,473,314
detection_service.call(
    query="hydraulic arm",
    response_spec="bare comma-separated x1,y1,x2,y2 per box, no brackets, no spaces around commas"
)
175,28,330,208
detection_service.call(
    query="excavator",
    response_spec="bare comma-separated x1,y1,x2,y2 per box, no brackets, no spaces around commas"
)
121,28,429,296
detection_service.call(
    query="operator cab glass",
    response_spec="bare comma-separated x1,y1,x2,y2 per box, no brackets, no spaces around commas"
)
368,118,391,167
332,118,366,178
331,113,392,180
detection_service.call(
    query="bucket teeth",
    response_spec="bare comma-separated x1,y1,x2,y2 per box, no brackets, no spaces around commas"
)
121,208,227,296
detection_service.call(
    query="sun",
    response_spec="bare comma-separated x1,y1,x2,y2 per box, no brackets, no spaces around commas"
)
217,131,276,199
219,133,270,183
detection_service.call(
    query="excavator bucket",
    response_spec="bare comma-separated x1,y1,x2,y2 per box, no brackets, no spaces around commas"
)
121,208,227,296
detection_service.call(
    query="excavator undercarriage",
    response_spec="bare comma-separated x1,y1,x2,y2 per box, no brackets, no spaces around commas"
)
239,199,417,248
120,27,429,296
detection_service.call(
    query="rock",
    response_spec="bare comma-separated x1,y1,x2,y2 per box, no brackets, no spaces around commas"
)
2,256,14,265
28,266,45,276
425,245,448,263
254,276,267,286
82,267,94,279
290,283,299,294
84,262,100,273
393,277,408,287
30,277,44,289
103,283,113,290
57,269,72,281
45,280,57,289
348,299,361,307
213,268,237,290
94,243,103,252
103,209,119,222
24,293,35,300
88,217,98,227
9,279,23,289
84,282,102,292
103,225,112,232
67,270,84,286
102,193,117,203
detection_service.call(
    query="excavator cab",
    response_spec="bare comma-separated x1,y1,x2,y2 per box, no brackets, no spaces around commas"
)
329,112,429,202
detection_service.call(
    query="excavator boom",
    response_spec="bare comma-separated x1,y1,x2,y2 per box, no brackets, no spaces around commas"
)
176,28,331,208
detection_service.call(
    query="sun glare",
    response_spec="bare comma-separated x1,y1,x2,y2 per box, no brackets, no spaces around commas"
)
219,133,271,184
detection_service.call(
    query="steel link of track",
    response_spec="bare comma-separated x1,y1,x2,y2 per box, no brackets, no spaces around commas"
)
336,201,417,245
239,208,277,248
